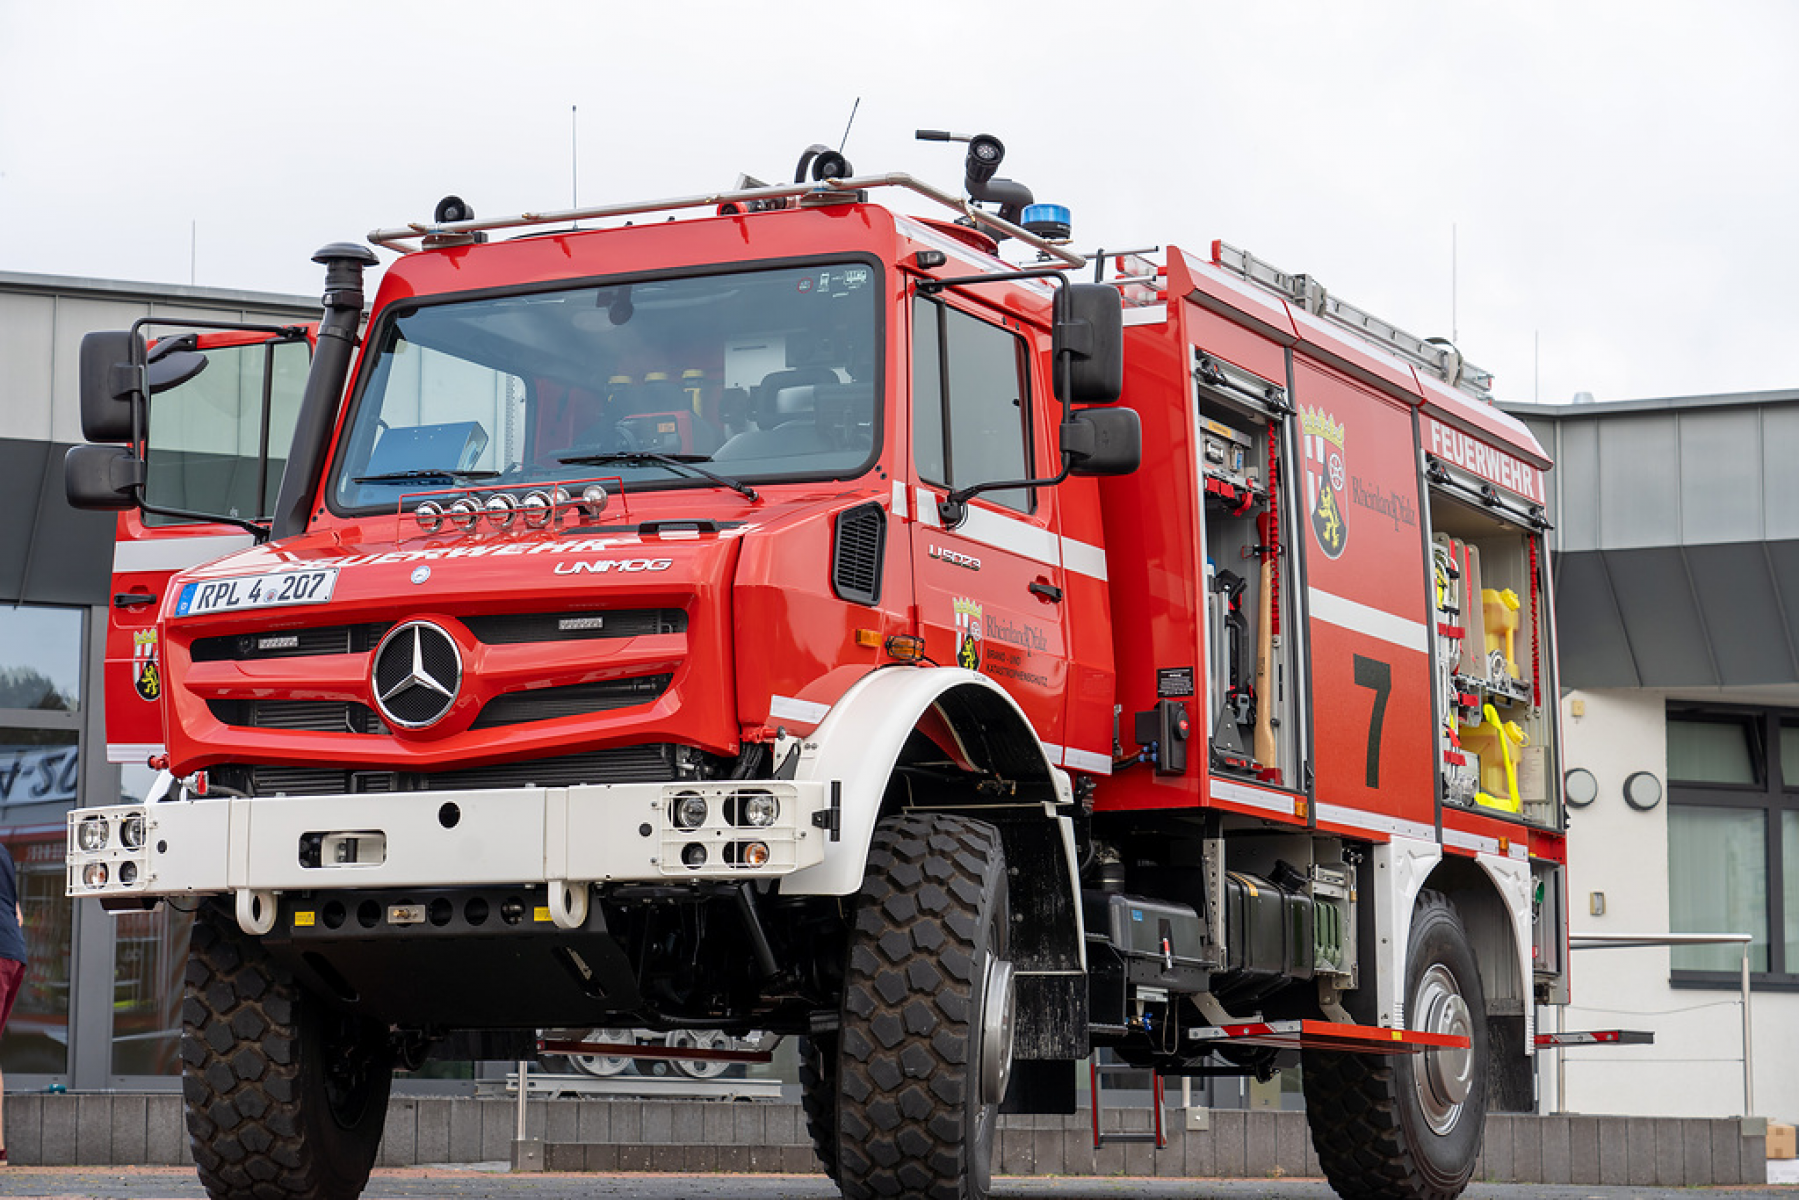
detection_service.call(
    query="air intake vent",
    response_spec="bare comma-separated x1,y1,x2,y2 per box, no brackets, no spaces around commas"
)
470,675,673,729
208,699,388,735
831,502,886,605
463,609,687,645
193,622,392,662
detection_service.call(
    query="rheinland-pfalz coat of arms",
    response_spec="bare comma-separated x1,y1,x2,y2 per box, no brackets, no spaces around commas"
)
1302,406,1348,560
954,597,984,670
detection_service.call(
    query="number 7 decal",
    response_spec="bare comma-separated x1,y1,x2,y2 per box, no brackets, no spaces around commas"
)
1352,654,1391,789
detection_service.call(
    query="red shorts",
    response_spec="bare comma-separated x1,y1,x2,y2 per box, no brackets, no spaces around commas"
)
0,957,23,1034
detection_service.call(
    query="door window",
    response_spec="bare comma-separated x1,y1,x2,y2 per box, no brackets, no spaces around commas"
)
144,337,310,524
912,299,1033,513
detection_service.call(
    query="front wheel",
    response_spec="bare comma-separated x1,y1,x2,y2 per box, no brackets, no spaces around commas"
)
835,813,1014,1200
182,901,393,1200
1304,889,1489,1200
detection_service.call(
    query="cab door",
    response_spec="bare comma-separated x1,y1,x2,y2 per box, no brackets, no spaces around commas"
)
906,294,1071,756
104,328,312,765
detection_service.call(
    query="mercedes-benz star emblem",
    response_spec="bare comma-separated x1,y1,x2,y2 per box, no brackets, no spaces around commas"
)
371,621,462,729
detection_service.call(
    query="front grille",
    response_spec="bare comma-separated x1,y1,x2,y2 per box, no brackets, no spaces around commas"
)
464,609,687,644
192,623,392,662
832,502,886,605
209,699,388,735
211,744,679,796
470,675,672,729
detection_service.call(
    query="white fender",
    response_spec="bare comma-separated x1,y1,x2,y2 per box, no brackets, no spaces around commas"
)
779,666,1072,897
1472,851,1537,1053
1370,837,1443,1029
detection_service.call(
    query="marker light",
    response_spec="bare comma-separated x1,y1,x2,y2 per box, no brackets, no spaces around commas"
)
485,493,517,530
83,862,109,888
520,491,553,528
741,842,770,868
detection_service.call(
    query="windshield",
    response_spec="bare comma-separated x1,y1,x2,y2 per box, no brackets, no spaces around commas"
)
331,261,881,512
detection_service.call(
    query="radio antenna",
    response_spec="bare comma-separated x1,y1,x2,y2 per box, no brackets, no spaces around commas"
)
571,105,580,228
838,97,861,154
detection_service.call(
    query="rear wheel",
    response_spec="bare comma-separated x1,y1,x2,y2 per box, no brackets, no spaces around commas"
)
835,813,1014,1200
181,901,393,1200
1305,889,1489,1200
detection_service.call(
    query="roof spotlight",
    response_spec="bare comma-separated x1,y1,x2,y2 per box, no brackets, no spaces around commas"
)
965,135,1005,185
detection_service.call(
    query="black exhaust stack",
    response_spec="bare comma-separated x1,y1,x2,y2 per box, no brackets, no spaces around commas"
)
271,242,379,540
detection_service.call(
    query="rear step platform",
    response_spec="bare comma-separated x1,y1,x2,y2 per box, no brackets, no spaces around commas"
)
1186,1018,1471,1055
1534,1029,1654,1047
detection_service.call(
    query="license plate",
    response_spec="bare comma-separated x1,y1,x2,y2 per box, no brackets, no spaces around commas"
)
174,568,338,617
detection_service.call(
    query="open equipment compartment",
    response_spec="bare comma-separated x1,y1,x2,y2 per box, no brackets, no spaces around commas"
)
1427,486,1558,827
1193,347,1298,789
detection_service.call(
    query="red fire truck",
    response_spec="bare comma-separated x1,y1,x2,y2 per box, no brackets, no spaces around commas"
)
64,134,1567,1200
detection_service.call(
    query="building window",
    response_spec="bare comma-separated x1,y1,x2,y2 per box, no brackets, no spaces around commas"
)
1667,706,1798,986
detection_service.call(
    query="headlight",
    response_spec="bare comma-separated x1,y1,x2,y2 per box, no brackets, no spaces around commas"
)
120,814,147,850
520,491,553,528
78,817,110,852
82,862,109,888
741,792,778,828
672,792,708,830
415,501,444,533
485,493,517,530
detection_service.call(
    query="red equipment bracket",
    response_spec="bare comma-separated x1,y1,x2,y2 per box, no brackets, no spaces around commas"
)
1533,1029,1654,1048
1187,1019,1471,1056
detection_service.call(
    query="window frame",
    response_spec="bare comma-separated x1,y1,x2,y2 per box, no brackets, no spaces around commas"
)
911,294,1037,516
1668,703,1799,991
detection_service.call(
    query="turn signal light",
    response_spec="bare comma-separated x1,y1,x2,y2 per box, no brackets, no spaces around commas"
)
884,635,925,663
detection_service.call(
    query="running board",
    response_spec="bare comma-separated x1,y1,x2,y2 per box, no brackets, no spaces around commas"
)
1534,1029,1654,1048
537,1038,774,1065
1186,1019,1471,1055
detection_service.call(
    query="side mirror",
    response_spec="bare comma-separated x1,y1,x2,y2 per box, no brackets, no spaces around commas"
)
1062,406,1141,476
79,330,147,442
1053,283,1124,404
65,443,146,510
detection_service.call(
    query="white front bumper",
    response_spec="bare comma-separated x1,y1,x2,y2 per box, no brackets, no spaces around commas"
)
66,781,831,901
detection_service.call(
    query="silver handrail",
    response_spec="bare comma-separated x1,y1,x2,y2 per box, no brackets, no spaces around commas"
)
368,173,1086,268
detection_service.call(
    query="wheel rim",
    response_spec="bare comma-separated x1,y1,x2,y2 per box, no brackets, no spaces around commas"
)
569,1028,634,1077
1412,963,1476,1135
668,1029,732,1079
978,956,1016,1107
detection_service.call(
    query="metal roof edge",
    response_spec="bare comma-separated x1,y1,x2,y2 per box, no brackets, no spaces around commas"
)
0,270,320,314
1501,387,1799,419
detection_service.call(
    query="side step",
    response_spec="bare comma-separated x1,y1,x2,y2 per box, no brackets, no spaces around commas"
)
1534,1029,1654,1047
1186,1018,1471,1055
1088,1061,1167,1150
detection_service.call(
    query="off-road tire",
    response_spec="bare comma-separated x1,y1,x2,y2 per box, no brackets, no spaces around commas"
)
181,901,393,1200
798,1033,839,1181
835,813,1012,1200
1304,889,1489,1200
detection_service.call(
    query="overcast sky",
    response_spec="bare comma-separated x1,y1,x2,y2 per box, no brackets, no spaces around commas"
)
3,1,1795,406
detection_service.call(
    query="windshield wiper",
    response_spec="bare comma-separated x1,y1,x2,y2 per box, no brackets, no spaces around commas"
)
557,452,760,502
352,468,502,485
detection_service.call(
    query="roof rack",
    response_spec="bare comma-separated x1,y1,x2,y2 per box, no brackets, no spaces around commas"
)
367,173,1086,268
1211,240,1494,401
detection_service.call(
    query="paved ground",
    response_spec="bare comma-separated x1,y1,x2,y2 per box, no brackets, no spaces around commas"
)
0,1168,1792,1200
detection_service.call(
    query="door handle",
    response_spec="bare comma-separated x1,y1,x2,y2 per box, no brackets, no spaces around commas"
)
114,592,158,609
1029,580,1064,603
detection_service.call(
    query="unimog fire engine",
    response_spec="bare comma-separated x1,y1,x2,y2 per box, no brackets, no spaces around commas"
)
64,134,1569,1200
